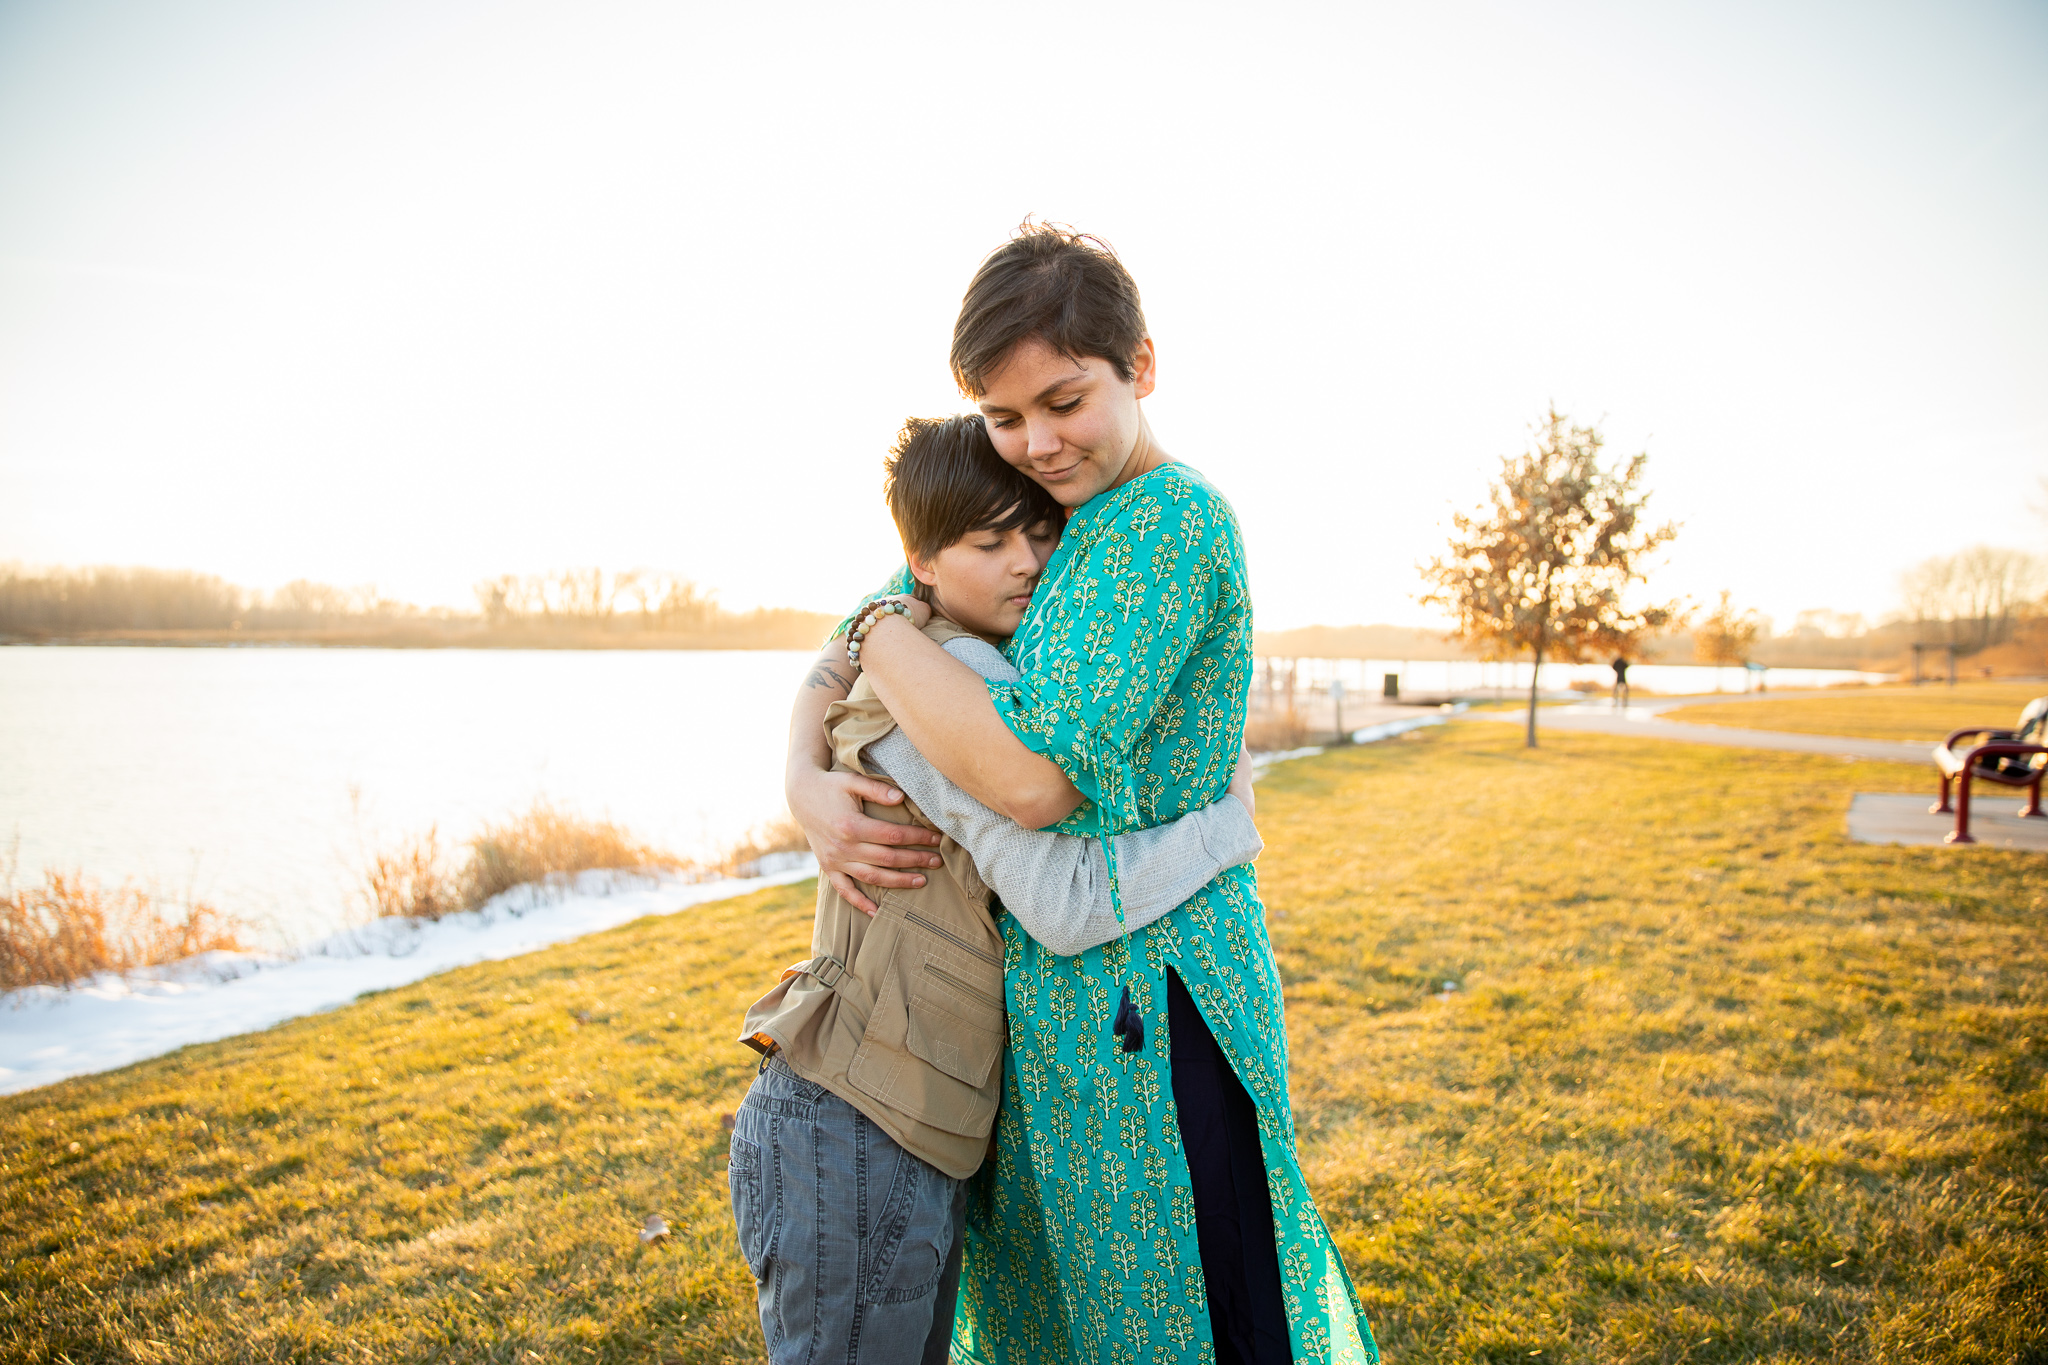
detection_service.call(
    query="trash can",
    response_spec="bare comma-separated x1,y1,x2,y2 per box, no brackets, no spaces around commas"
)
1383,673,1400,699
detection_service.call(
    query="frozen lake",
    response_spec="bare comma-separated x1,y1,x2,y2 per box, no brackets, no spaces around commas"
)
0,644,1894,950
0,647,814,947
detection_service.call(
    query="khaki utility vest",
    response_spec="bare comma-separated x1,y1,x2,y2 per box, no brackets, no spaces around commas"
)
739,620,1007,1180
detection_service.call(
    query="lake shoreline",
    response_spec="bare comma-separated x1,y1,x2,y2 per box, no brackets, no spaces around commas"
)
0,624,837,651
0,860,820,1096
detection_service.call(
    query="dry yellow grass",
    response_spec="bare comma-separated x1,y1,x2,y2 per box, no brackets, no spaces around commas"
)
0,868,245,990
2,880,805,1362
1672,681,2045,743
4,727,2043,1362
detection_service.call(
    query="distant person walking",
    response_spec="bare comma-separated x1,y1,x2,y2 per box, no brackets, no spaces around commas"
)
1612,655,1631,710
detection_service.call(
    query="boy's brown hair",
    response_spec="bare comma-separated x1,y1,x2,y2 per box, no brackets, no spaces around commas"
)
883,414,1062,566
949,220,1149,399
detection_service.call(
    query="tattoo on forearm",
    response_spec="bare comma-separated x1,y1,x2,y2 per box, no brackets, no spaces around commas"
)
803,661,853,693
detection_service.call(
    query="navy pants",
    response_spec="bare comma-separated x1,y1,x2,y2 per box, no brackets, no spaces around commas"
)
1169,968,1294,1365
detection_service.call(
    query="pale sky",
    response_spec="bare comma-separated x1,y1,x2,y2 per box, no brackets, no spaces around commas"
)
1,0,2043,631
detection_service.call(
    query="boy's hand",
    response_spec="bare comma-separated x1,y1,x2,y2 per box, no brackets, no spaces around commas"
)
1226,745,1256,820
788,765,943,916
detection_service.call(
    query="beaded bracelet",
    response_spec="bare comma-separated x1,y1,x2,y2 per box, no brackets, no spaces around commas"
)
852,598,907,642
845,598,909,669
846,600,903,666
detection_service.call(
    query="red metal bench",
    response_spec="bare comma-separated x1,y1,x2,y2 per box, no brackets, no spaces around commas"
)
1931,696,2048,844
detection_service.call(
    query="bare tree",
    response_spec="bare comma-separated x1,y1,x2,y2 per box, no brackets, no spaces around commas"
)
653,575,717,632
1420,408,1680,747
473,575,518,625
1898,555,1957,632
0,566,243,632
1898,545,2046,649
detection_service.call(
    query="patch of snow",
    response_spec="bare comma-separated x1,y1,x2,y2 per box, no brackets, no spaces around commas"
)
1349,709,1460,745
1247,745,1330,779
0,860,817,1096
1248,704,1468,779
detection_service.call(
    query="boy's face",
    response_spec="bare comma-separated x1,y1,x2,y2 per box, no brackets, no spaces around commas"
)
975,336,1157,508
909,515,1060,642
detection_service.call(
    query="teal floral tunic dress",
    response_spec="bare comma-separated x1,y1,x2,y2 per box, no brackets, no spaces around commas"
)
853,463,1376,1365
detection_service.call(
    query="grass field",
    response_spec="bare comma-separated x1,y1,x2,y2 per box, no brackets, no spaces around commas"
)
1672,681,2045,743
4,725,2044,1363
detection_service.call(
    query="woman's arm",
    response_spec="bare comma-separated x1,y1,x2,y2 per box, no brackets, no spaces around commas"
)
867,723,1260,955
977,470,1246,834
857,612,1083,829
782,636,943,915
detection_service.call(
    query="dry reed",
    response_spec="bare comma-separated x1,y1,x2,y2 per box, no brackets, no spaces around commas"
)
0,868,245,990
1244,708,1320,751
462,801,676,908
362,804,814,922
712,815,810,877
362,826,466,922
362,802,689,922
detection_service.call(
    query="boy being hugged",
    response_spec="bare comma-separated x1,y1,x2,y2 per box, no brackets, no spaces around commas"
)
729,414,1263,1364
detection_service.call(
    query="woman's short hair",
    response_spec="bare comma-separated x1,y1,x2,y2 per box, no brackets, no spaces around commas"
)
884,414,1063,565
949,221,1149,399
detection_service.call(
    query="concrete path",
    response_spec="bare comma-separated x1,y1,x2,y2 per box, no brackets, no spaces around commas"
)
1847,793,2048,850
1468,702,1931,764
1460,697,2048,852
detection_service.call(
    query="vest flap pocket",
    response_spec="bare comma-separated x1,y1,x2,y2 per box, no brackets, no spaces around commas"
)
905,962,1004,1090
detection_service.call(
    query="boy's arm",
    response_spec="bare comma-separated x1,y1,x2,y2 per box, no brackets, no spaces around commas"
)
783,636,943,916
863,637,1261,956
856,620,1084,829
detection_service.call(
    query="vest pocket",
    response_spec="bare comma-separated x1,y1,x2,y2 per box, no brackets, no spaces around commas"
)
905,961,1004,1089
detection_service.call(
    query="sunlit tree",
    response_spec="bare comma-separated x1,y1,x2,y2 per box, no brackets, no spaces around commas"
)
1694,591,1759,690
1419,408,1680,747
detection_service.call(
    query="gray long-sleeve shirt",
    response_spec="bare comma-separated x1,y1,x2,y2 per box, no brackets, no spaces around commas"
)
863,633,1261,957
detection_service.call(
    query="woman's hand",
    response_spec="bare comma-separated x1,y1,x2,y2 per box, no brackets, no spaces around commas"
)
1226,745,1257,820
787,763,943,917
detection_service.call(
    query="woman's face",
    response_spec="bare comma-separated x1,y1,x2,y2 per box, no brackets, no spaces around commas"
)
911,516,1061,642
974,337,1157,508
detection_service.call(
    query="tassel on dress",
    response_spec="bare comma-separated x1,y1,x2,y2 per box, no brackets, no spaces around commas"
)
1113,984,1145,1052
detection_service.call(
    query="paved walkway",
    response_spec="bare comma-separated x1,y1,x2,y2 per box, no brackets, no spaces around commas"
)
1846,793,2048,850
1467,700,1930,764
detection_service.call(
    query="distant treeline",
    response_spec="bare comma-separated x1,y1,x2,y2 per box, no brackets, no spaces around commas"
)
1255,547,2047,675
0,565,837,650
1256,617,2030,674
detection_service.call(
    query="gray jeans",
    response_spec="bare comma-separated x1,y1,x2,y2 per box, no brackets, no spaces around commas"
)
729,1055,967,1364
